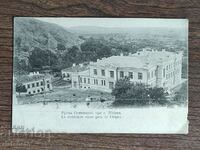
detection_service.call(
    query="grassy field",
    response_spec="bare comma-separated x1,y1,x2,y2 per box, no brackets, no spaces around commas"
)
17,80,187,108
17,86,115,105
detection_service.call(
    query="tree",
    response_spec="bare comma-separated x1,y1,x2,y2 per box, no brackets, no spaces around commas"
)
148,87,167,105
57,43,66,51
80,38,112,61
112,78,167,106
16,83,27,96
62,46,81,68
112,77,131,99
29,47,58,70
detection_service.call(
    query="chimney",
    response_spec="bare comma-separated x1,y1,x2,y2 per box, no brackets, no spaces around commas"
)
72,63,76,67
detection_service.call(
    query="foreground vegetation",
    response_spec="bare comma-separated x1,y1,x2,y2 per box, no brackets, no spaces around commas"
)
112,78,187,107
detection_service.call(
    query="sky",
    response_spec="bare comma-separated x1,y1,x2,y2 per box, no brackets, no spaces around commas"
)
35,17,188,28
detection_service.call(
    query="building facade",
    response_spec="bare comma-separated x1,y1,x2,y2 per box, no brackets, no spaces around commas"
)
16,72,53,95
61,63,88,81
71,49,183,92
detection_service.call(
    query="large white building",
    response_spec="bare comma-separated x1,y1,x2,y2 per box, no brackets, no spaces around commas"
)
15,72,53,95
71,49,183,92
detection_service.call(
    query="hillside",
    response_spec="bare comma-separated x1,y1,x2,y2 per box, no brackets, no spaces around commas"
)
13,17,84,73
13,18,187,75
14,17,82,57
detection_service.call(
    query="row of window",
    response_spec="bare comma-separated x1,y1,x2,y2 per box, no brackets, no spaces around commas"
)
93,69,143,80
28,88,44,95
26,80,49,89
166,72,174,79
62,73,70,78
94,69,111,77
166,69,181,79
79,81,114,89
166,61,181,71
121,72,142,80
163,66,181,78
148,70,156,79
80,77,106,86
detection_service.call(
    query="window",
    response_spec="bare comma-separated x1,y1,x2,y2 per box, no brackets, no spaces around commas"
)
47,84,50,88
27,84,30,89
148,72,150,79
163,68,165,77
96,79,98,85
36,82,39,87
28,92,31,95
62,73,65,77
110,71,114,78
101,80,106,86
166,65,168,70
32,83,35,87
88,78,90,84
138,72,143,80
94,69,97,75
41,81,43,86
94,79,98,85
41,88,44,91
46,80,49,83
84,78,86,83
37,89,40,93
73,81,77,88
120,71,124,78
109,82,114,89
151,71,153,78
80,77,82,83
101,70,105,76
128,72,133,79
33,91,35,93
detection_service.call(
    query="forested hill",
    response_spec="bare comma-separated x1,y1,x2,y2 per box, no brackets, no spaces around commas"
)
14,17,82,54
13,18,187,75
13,17,83,74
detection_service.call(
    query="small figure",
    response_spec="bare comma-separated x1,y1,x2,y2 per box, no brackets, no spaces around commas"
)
86,102,90,107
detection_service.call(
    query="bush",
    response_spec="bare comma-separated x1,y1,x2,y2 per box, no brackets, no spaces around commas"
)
112,78,167,106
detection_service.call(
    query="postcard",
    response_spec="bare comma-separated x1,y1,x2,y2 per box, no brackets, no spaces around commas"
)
12,17,188,133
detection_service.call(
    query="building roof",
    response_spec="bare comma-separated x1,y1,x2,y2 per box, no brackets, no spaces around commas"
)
16,73,51,84
92,49,182,69
62,65,89,73
94,56,148,68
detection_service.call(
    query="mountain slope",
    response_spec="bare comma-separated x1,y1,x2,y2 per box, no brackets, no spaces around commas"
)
14,17,82,56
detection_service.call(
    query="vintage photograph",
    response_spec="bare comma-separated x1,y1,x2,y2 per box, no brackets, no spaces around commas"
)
12,17,188,133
